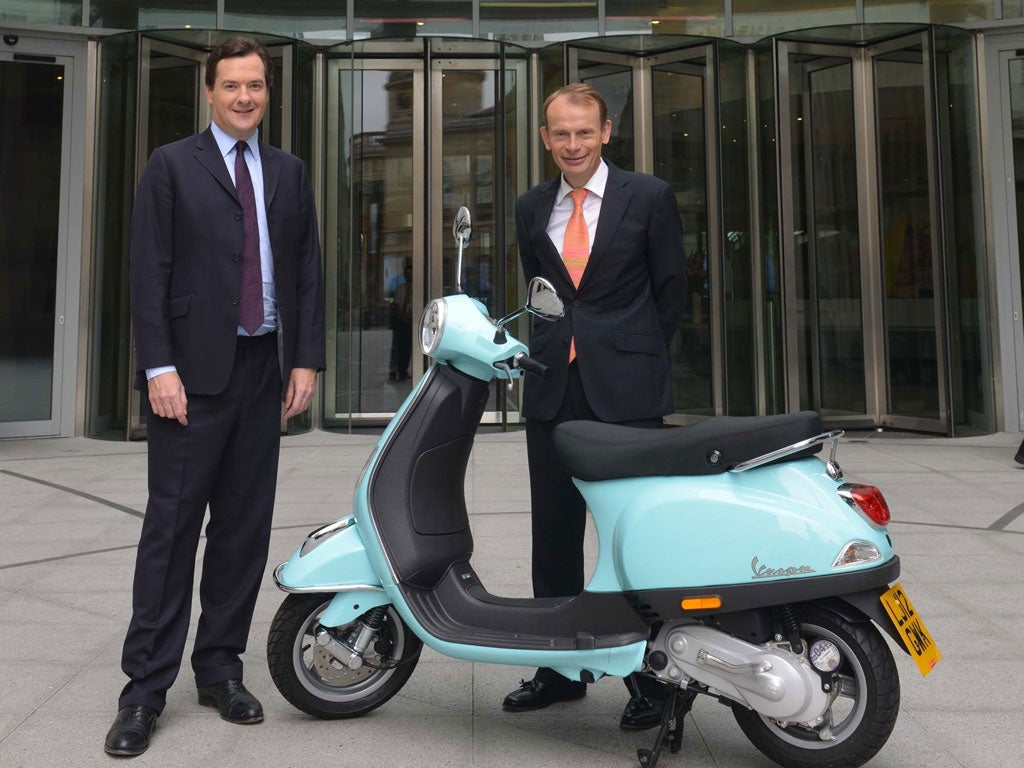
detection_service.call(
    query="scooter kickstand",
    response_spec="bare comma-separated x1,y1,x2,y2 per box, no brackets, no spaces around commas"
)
636,689,695,768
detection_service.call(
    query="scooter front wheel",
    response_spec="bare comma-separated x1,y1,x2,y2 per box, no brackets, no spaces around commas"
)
731,606,899,768
267,593,422,719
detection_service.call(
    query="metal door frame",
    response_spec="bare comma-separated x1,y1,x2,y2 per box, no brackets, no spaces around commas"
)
0,42,82,438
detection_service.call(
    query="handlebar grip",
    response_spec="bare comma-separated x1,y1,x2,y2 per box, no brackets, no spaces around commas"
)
514,353,549,378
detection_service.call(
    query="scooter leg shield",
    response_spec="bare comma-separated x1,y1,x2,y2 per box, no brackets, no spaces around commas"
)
273,519,385,602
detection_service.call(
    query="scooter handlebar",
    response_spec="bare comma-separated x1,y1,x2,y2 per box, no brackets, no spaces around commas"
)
513,352,549,378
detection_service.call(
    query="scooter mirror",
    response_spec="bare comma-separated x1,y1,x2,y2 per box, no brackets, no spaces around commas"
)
452,206,472,247
526,277,564,320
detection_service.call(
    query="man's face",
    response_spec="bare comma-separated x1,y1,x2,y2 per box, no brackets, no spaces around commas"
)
206,53,268,142
540,94,612,189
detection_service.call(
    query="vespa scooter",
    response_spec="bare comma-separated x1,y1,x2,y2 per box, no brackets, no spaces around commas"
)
267,207,939,768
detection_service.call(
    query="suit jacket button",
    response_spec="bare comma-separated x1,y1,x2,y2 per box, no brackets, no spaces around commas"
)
234,212,242,221
573,300,581,307
231,297,239,306
232,253,241,262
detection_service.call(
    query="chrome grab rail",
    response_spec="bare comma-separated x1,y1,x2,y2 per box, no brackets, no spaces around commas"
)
729,429,845,476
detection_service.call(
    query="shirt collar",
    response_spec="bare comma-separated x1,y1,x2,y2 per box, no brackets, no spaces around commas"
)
210,121,259,161
557,159,608,205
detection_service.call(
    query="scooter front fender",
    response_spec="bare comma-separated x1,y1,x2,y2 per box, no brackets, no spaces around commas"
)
273,517,388,627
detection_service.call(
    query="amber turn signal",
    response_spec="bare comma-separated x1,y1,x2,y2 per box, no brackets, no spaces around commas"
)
681,596,722,611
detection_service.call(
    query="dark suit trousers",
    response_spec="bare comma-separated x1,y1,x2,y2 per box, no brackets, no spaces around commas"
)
119,333,282,713
526,362,664,699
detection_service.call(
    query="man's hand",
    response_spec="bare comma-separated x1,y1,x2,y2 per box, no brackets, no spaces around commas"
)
283,368,317,420
148,371,188,425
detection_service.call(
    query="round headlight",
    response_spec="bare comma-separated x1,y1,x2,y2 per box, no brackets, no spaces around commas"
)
420,298,446,355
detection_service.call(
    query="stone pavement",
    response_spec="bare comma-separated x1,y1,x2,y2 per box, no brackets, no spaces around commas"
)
1,427,1022,768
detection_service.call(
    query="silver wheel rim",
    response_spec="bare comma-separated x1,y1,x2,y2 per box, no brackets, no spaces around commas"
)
291,601,405,702
758,620,870,749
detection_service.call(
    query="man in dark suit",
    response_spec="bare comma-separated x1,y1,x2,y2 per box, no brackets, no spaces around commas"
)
104,37,325,757
501,84,686,729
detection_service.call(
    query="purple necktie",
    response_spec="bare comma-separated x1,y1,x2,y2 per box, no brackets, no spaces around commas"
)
234,140,264,335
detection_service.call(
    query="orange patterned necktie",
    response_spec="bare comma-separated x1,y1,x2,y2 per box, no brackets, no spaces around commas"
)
563,188,589,363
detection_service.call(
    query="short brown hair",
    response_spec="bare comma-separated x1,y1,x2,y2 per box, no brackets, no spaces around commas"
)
205,36,273,91
542,83,608,127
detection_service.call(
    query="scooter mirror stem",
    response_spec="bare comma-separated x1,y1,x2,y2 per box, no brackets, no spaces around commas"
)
452,206,472,293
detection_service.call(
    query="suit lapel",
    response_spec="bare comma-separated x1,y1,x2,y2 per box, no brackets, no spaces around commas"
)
261,144,280,210
533,177,572,284
582,163,631,288
192,127,238,202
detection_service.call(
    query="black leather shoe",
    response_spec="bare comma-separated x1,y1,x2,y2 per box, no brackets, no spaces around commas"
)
502,678,586,712
104,705,158,756
197,679,264,724
619,695,665,731
1015,447,1024,465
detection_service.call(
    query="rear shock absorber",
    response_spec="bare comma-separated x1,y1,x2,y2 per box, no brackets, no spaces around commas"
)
778,604,804,655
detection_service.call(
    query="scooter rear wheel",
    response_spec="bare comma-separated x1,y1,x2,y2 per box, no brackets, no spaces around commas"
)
267,593,422,719
730,606,899,768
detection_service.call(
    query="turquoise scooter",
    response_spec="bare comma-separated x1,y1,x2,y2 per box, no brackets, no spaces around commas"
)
268,208,939,768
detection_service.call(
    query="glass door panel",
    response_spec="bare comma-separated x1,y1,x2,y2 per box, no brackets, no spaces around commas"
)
572,51,637,171
875,50,943,426
806,61,866,415
651,59,713,414
327,63,424,421
128,40,205,439
431,59,527,419
0,55,68,435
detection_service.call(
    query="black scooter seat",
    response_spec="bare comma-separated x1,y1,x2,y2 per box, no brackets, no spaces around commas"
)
553,411,824,481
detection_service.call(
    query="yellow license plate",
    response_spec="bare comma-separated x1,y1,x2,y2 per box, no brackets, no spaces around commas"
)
880,583,941,676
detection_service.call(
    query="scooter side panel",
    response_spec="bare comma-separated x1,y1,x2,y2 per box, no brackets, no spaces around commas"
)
582,458,894,591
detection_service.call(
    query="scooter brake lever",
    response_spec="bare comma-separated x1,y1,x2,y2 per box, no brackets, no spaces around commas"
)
493,361,515,391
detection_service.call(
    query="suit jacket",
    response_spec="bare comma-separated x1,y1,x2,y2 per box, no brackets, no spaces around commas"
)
516,163,686,422
129,127,325,395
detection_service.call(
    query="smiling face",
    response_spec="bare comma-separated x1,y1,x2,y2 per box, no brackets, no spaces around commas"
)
540,93,612,189
206,53,268,142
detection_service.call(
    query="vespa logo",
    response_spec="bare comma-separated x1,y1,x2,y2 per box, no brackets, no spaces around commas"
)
750,557,815,580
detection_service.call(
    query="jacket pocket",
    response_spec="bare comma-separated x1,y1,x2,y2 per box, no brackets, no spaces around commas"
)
613,329,664,355
168,294,191,319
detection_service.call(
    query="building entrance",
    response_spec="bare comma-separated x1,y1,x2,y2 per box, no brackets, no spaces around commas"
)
762,26,988,434
323,40,531,427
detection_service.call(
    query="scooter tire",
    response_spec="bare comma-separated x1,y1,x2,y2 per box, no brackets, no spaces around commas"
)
267,593,422,719
730,605,899,768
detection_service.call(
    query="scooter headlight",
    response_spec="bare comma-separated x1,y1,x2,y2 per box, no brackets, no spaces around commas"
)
420,298,447,355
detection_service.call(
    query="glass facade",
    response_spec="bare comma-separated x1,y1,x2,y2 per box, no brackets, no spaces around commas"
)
0,0,1010,437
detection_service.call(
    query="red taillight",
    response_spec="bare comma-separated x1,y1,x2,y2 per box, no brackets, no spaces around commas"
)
842,484,890,526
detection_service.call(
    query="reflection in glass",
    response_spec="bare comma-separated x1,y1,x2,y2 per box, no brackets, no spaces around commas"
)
756,42,785,413
863,0,994,24
89,36,138,437
577,61,635,172
1,0,81,26
333,69,418,417
652,62,711,414
732,0,855,37
0,60,63,423
876,55,939,422
147,53,198,151
225,0,348,43
789,57,866,416
719,42,755,415
354,0,472,38
480,0,597,42
90,0,216,29
932,27,989,434
605,0,725,37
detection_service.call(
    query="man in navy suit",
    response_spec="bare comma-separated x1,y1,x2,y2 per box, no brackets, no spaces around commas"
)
104,36,325,757
502,83,686,728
